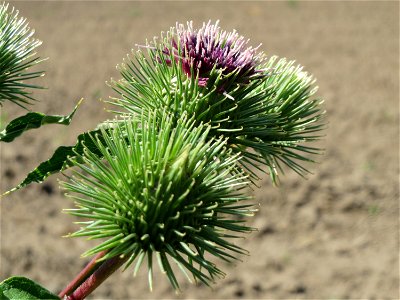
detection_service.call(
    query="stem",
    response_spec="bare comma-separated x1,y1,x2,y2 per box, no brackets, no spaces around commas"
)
59,251,107,298
66,255,128,300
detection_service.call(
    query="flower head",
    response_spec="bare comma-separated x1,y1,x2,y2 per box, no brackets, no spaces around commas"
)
111,22,325,184
62,113,255,290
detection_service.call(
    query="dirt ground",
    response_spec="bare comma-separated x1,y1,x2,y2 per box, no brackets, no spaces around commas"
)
1,1,399,299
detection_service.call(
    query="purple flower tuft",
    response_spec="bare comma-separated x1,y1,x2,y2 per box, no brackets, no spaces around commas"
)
170,21,266,88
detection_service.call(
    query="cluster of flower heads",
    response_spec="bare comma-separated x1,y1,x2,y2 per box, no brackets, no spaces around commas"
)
164,20,267,88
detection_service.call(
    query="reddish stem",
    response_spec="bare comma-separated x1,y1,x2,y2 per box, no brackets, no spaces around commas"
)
59,251,106,298
66,254,128,300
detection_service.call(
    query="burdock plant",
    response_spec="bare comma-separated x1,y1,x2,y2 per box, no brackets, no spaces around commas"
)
56,21,324,299
1,16,325,300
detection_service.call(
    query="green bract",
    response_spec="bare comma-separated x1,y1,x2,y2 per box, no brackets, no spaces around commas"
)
0,2,44,107
109,22,325,183
61,112,255,290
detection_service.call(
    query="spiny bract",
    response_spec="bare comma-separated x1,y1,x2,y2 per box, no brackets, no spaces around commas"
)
61,113,256,290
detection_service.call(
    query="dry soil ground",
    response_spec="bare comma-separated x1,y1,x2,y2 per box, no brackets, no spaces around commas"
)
1,1,399,299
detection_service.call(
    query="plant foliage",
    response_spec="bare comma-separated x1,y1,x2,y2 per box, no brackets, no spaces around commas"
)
3,126,102,195
0,98,82,142
0,276,59,300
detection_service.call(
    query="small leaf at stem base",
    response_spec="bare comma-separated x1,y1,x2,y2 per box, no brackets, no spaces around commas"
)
0,276,59,300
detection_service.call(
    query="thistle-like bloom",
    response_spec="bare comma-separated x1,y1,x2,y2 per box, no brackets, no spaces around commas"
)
62,113,255,290
111,21,325,184
0,3,44,107
172,20,265,87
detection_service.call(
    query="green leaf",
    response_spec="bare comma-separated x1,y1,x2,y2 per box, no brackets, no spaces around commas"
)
0,99,83,142
4,125,103,195
0,276,59,300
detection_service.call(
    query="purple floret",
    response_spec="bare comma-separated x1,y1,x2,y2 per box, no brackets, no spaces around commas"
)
171,21,266,87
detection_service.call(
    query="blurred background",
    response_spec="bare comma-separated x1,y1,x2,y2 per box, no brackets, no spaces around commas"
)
1,1,398,299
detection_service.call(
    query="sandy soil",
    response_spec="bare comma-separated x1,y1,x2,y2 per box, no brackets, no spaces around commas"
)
1,1,399,299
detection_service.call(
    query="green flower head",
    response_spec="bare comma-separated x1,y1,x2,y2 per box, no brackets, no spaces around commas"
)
0,2,44,107
61,112,255,290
